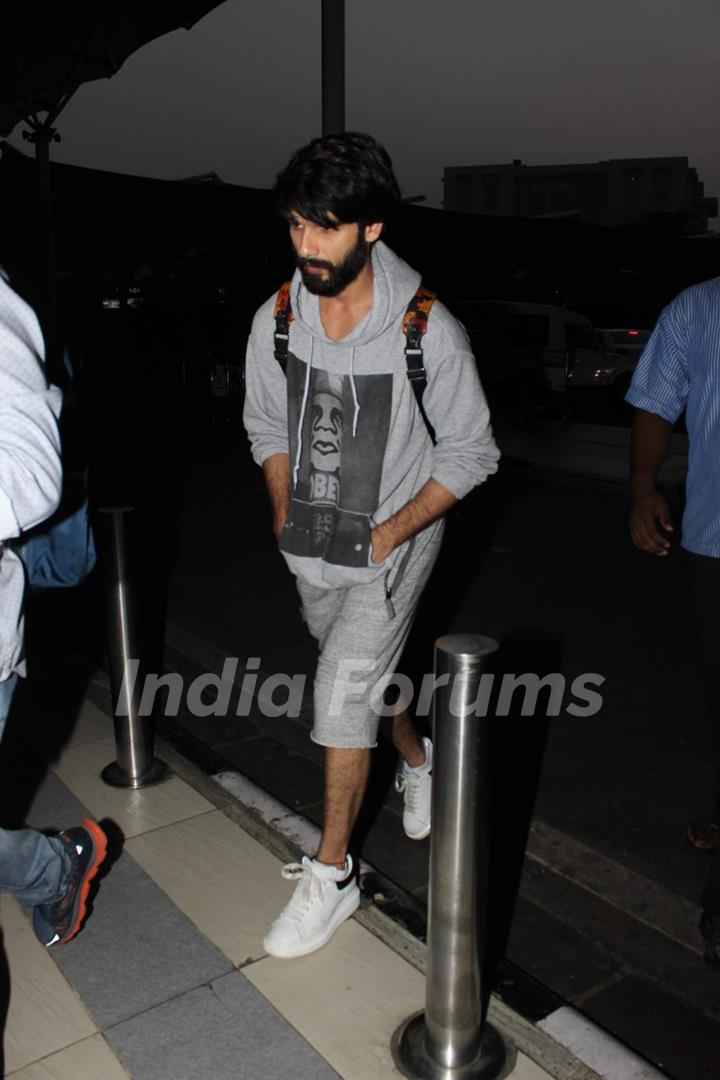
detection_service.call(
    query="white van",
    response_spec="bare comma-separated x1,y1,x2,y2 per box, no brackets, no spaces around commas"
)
568,327,651,401
456,300,592,393
456,300,650,401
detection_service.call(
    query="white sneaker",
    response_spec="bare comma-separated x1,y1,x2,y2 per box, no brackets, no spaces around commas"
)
262,855,360,959
395,737,433,840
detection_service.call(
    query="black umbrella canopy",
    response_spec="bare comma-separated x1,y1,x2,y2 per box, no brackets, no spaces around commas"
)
0,1,225,136
0,1,227,365
0,141,280,272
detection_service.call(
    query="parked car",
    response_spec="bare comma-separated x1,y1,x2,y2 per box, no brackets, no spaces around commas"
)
567,327,651,403
456,300,650,406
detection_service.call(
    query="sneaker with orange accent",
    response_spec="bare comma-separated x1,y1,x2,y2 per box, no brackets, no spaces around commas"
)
32,819,108,947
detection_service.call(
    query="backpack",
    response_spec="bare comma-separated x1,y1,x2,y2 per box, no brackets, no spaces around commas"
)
17,478,96,591
272,282,437,442
14,349,96,591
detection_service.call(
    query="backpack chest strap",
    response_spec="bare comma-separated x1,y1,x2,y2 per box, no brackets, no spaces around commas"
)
272,280,438,442
402,286,437,441
273,281,294,372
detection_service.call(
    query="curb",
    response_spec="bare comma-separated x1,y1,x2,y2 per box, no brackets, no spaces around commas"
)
151,721,669,1080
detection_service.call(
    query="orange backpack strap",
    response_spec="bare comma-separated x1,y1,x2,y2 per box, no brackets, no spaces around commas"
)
271,281,438,444
402,286,437,442
273,280,294,372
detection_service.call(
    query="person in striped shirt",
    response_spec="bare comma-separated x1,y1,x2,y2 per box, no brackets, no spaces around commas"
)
626,277,720,966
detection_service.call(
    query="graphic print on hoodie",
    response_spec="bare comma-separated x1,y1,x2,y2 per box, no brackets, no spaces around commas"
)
281,356,392,567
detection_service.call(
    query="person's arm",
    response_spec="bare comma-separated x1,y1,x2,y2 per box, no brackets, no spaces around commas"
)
0,278,62,543
371,310,499,563
370,479,455,563
243,310,290,473
629,409,674,556
243,306,294,539
624,293,694,557
262,452,291,538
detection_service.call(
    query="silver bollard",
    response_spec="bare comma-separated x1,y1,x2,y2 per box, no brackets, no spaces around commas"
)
393,634,507,1079
99,507,167,788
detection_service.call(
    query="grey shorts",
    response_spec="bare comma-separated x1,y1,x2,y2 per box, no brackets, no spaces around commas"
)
296,521,444,749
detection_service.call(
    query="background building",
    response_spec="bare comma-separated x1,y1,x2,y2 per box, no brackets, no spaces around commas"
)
443,156,718,233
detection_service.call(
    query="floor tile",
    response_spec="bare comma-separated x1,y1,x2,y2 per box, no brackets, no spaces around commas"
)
1,897,96,1074
7,1034,131,1079
64,701,114,748
244,918,425,1080
126,810,284,965
107,971,338,1080
51,737,213,838
51,852,232,1029
25,772,91,835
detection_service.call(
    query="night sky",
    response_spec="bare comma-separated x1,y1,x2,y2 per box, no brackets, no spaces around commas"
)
7,0,720,216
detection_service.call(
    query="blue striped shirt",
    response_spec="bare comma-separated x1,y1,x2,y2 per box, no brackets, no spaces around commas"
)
626,277,720,558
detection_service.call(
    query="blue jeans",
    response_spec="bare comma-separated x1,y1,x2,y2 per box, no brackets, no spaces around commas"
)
0,674,70,906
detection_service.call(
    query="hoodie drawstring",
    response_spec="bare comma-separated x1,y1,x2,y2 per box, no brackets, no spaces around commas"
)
349,347,360,437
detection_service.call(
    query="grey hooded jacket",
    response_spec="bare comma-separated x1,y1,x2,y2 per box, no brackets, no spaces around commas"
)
243,241,499,589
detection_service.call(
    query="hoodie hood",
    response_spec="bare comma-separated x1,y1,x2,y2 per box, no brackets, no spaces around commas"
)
287,240,422,482
290,240,421,348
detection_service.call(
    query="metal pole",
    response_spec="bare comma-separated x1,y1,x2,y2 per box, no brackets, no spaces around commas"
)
393,634,507,1080
100,508,167,788
322,0,345,135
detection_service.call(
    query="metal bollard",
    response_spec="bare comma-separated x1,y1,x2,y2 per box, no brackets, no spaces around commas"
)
99,508,167,789
393,634,507,1079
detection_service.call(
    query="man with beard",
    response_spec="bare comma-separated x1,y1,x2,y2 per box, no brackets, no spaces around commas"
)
244,133,499,958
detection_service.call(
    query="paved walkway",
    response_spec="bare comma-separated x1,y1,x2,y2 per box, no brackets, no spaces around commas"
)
3,693,566,1080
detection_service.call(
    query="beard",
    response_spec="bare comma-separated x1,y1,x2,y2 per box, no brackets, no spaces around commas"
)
297,229,371,297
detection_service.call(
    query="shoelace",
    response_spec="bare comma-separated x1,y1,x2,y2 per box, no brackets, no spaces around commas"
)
279,861,326,920
394,769,425,811
48,833,82,920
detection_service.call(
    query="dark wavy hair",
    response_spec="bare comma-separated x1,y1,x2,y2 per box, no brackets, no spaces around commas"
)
275,132,401,228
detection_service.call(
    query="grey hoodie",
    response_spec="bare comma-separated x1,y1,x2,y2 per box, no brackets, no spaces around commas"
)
243,241,499,588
